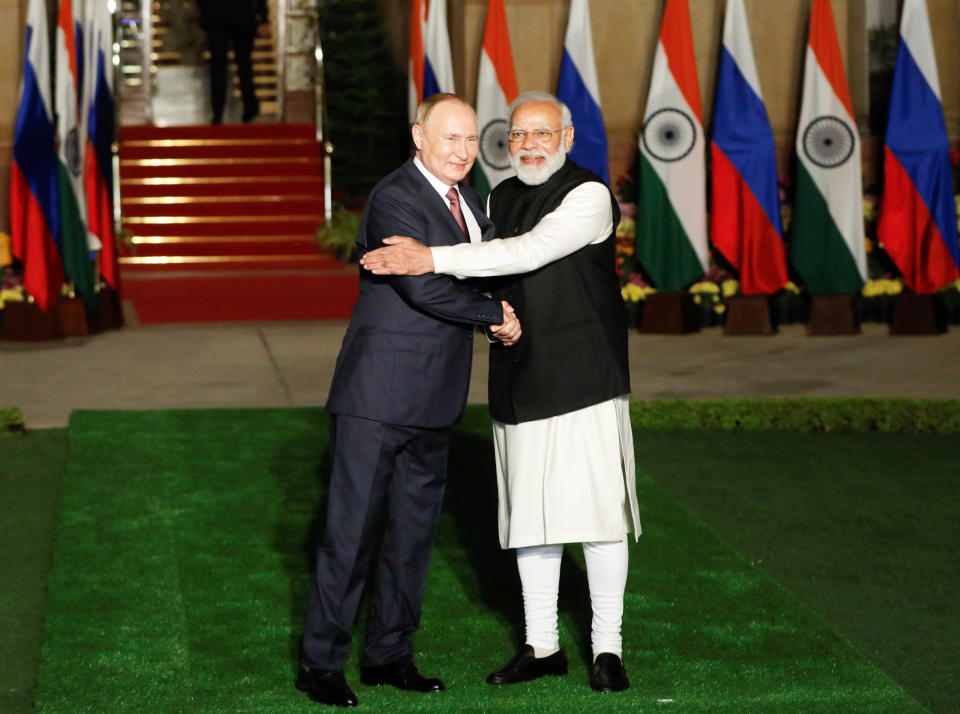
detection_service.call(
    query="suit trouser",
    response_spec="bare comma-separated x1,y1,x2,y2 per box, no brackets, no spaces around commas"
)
204,21,258,120
300,414,449,670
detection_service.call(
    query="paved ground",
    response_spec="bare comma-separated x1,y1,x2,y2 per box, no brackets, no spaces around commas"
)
3,321,958,429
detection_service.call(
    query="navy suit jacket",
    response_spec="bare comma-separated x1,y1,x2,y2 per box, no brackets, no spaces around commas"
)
326,159,501,429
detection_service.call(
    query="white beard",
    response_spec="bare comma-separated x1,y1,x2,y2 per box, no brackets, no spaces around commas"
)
511,144,567,186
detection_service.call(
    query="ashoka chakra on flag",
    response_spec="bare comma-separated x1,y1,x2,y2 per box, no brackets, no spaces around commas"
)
481,118,511,171
642,108,697,163
802,115,855,169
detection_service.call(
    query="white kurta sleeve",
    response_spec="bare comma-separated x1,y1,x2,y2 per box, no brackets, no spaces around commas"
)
431,182,614,279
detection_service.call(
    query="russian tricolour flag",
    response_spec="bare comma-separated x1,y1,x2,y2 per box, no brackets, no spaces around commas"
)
10,0,64,312
83,0,118,289
635,0,707,294
878,0,960,293
473,0,518,197
557,0,609,183
408,0,455,123
710,0,787,295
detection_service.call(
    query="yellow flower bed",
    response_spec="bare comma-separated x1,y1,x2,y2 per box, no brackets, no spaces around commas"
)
621,283,657,303
616,217,636,238
689,281,720,294
0,287,25,309
861,278,904,297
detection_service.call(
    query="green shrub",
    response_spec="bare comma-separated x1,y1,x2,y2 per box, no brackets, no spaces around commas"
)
315,205,362,263
1,407,25,437
629,398,960,434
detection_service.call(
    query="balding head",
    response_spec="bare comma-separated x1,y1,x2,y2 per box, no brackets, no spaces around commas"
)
412,93,479,185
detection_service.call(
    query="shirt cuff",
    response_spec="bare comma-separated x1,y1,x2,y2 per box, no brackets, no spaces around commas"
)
431,245,453,275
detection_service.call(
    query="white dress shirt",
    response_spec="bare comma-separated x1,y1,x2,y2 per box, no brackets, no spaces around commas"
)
429,182,613,277
412,156,482,243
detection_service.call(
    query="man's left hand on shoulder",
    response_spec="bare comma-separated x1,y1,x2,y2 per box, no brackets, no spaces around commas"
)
361,236,433,275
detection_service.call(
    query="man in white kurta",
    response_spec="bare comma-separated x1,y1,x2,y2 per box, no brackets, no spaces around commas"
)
361,92,638,693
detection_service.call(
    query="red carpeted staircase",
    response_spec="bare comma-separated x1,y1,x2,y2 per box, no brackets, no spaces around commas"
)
119,123,358,322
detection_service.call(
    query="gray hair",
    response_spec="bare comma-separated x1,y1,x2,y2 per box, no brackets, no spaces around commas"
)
508,91,573,129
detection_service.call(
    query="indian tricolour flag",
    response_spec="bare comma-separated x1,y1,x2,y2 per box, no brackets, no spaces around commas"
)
791,0,866,295
473,0,518,198
635,0,707,294
56,0,99,307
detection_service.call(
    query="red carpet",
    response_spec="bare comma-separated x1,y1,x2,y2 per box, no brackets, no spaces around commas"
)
119,123,357,322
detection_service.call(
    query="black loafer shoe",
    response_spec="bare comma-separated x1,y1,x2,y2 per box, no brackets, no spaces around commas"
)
589,652,630,692
296,665,358,707
486,645,568,685
360,656,444,692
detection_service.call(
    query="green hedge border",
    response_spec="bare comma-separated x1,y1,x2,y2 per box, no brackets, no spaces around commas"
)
1,407,25,437
629,398,960,434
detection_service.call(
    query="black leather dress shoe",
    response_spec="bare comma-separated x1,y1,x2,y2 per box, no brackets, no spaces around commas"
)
486,645,568,685
242,102,260,123
360,656,444,692
296,665,358,707
589,652,630,692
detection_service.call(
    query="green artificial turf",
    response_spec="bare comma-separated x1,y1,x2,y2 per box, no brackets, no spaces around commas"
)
32,408,925,713
635,429,958,714
0,429,68,714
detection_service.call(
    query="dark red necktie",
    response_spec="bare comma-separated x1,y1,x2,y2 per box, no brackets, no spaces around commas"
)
446,187,469,239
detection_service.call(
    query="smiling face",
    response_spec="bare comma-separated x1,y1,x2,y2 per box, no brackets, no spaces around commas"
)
412,99,479,186
508,100,575,185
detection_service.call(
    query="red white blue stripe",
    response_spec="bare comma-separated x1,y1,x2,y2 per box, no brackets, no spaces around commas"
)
10,0,64,311
83,0,118,288
709,0,787,295
408,0,455,123
878,0,960,293
557,0,609,183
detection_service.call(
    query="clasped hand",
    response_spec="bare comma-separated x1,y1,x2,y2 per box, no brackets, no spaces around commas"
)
361,237,520,346
491,301,521,346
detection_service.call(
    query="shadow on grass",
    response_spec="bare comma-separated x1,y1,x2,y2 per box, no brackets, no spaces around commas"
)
269,409,597,679
445,422,595,667
270,418,332,675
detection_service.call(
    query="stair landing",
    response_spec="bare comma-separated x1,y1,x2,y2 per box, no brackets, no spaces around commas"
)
119,123,358,323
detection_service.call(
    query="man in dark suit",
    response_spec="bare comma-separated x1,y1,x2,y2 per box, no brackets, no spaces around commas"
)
195,0,268,123
296,93,521,708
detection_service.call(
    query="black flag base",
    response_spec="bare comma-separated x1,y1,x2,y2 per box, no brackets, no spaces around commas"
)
808,294,860,336
1,301,62,341
0,287,124,342
724,294,776,336
59,297,92,337
640,292,701,334
890,292,948,335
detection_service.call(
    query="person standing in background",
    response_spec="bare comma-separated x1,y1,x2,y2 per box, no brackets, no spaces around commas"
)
196,0,268,124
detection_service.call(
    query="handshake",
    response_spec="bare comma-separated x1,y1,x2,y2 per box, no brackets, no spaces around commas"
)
489,301,521,346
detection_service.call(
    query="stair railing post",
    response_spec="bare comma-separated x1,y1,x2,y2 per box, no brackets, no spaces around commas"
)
110,1,121,236
276,0,288,120
313,6,332,223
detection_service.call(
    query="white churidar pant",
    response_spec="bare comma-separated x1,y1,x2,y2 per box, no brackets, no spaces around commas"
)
517,540,629,657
